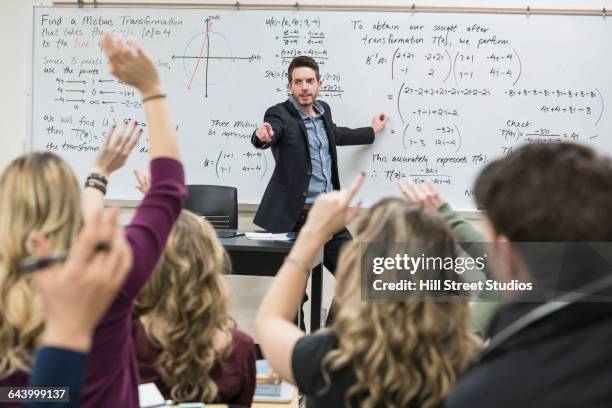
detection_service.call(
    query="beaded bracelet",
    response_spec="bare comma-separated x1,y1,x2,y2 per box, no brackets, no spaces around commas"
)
85,178,107,195
87,172,108,184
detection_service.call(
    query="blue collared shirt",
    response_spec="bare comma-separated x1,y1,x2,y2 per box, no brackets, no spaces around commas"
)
289,96,333,203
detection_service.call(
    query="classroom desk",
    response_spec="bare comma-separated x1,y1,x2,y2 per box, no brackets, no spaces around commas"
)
172,387,299,408
218,234,324,332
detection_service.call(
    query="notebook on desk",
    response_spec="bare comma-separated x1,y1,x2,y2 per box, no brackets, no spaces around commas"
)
254,360,294,403
244,231,296,241
138,383,166,408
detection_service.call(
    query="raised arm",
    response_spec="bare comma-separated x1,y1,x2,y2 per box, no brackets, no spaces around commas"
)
81,121,141,220
256,174,364,384
101,33,180,160
399,180,498,334
399,180,490,277
101,33,186,298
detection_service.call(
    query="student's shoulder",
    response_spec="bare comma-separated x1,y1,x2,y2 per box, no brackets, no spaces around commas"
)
230,328,255,349
228,328,256,360
291,330,339,392
294,329,338,357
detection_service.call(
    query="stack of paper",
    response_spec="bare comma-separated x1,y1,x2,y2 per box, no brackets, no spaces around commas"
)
245,232,296,241
138,383,166,408
254,359,294,402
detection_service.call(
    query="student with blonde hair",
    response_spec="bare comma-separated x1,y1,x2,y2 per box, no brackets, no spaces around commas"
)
256,175,481,408
132,209,256,406
0,33,186,407
25,207,131,408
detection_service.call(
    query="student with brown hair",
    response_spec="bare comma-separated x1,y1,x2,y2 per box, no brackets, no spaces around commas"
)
0,32,186,407
256,175,481,408
132,209,256,407
445,142,612,408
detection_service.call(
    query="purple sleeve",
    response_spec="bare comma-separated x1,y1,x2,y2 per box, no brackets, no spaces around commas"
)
122,157,186,300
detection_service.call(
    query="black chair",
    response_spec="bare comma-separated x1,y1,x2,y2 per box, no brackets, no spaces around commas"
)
184,185,238,229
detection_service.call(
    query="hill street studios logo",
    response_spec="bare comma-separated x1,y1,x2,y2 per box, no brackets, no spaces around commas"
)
361,242,612,302
360,242,535,302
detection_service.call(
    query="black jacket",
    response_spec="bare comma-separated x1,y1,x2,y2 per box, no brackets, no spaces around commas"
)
445,300,612,408
251,100,374,232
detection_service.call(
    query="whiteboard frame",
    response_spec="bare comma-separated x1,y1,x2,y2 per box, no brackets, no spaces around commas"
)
51,1,612,17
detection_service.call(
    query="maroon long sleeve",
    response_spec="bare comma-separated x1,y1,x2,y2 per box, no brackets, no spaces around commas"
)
133,320,257,407
80,157,186,408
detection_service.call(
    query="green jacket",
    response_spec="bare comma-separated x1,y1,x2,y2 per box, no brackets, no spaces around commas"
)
437,203,499,337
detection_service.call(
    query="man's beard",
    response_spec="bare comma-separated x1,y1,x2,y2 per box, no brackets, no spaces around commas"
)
297,92,317,106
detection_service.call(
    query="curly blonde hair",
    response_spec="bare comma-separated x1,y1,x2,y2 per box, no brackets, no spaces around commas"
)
321,198,482,408
134,210,234,403
0,153,83,378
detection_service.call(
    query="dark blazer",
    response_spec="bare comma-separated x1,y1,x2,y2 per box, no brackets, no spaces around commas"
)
251,100,374,232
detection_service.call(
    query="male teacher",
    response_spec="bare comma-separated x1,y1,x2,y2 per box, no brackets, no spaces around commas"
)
251,56,388,322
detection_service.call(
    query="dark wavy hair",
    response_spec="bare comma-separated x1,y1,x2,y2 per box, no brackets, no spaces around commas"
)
288,55,320,82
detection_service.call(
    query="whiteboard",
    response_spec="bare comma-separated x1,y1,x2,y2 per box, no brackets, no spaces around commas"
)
32,7,612,208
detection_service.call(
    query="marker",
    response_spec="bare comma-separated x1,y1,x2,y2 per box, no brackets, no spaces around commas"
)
20,241,111,272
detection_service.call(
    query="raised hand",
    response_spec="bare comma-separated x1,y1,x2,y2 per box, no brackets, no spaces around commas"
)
133,168,151,194
399,179,446,211
100,32,161,97
93,120,142,177
304,173,365,238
